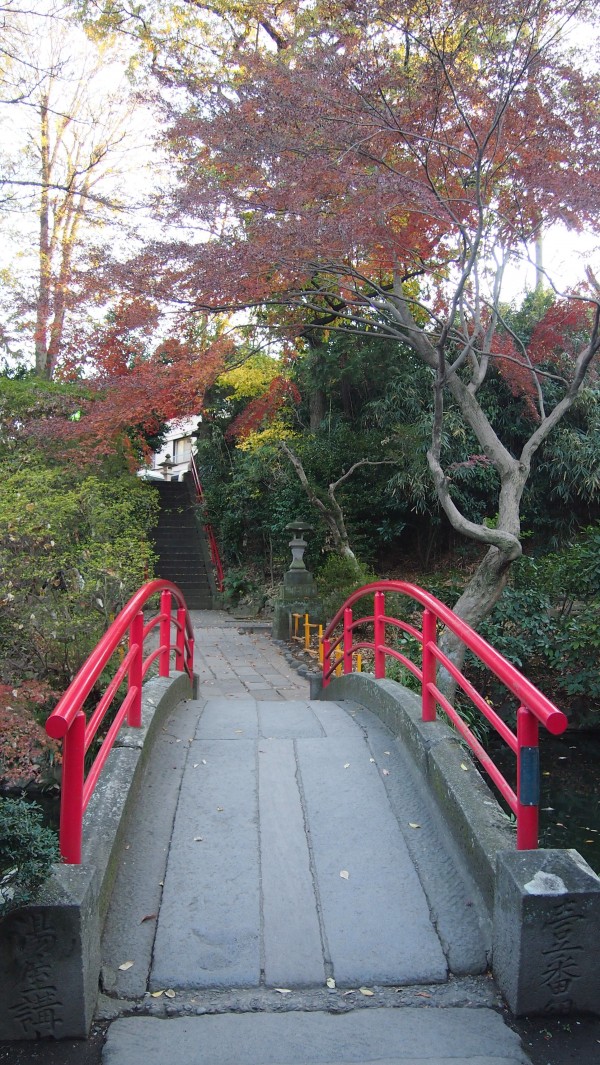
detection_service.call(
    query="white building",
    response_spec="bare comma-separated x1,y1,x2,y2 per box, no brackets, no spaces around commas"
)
139,416,200,481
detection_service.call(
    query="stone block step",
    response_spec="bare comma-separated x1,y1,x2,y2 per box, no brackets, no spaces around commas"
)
102,1009,531,1065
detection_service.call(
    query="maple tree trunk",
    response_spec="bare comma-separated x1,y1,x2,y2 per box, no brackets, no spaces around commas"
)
438,545,515,699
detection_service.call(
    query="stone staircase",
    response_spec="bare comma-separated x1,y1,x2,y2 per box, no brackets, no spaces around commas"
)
151,479,214,608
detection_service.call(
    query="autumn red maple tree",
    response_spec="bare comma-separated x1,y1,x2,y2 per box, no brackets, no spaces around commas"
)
25,298,232,466
128,0,600,666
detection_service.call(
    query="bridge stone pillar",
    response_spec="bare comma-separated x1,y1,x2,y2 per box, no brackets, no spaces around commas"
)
493,848,600,1016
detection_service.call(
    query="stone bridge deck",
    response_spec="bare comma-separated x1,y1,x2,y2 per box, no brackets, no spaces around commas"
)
99,612,532,1064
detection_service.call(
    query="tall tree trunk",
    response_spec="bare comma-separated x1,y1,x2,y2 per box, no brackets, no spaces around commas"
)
34,96,51,378
309,387,326,431
534,230,544,293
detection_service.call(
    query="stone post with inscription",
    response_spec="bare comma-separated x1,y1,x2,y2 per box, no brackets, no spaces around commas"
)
493,848,600,1016
0,864,100,1039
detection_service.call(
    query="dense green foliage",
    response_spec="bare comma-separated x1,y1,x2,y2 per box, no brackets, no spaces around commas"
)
0,464,158,686
0,798,59,916
196,306,600,725
0,374,160,693
467,529,600,727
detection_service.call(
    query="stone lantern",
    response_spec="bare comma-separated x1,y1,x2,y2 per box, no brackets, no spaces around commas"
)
285,521,313,570
272,519,323,641
160,454,174,480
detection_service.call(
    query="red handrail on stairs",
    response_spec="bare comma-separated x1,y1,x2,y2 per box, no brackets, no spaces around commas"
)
189,454,225,592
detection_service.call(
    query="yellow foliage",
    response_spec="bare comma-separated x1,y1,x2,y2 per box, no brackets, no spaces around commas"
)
217,354,280,400
237,422,299,452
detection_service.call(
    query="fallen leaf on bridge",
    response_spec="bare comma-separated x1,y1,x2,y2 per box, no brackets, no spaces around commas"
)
340,870,350,879
151,990,164,998
460,763,469,771
193,837,204,842
382,769,390,776
359,987,374,996
165,989,176,998
344,763,350,769
118,961,134,971
343,990,356,996
326,977,336,988
140,914,157,923
409,823,421,829
274,988,292,994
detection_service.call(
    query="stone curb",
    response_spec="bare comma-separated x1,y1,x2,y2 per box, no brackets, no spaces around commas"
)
0,671,193,1041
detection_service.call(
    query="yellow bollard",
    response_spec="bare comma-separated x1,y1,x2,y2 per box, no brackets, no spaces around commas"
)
304,613,311,650
356,653,362,673
318,625,324,664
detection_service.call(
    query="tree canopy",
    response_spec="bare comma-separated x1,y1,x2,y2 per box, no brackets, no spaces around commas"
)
119,0,600,644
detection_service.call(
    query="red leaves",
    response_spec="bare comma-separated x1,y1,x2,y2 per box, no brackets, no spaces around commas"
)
529,303,596,368
495,300,597,419
226,375,301,441
0,682,61,791
36,317,233,465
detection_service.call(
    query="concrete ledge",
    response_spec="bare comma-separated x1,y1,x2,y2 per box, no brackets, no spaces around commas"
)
318,672,514,912
0,671,193,1041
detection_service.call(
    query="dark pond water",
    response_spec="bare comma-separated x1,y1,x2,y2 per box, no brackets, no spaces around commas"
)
488,731,600,873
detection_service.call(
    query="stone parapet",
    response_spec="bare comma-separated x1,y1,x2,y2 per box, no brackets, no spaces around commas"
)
0,671,193,1040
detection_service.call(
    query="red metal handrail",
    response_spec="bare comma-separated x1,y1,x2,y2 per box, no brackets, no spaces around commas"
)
322,581,568,850
46,580,194,864
189,453,225,592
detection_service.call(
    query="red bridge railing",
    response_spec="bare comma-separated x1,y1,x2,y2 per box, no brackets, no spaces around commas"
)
46,580,194,864
189,454,225,592
322,581,568,850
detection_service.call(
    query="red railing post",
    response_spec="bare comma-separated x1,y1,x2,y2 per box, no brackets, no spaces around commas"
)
516,705,540,849
188,633,195,680
175,607,186,671
421,608,437,722
374,590,386,679
343,607,353,673
159,590,172,677
322,637,331,688
128,610,144,727
59,710,86,864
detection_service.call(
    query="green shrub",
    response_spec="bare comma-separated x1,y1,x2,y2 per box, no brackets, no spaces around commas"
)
0,798,60,916
0,465,158,686
221,566,261,607
466,547,600,725
316,554,377,621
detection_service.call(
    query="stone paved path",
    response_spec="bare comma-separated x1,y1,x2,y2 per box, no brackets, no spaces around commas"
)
99,612,532,1064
